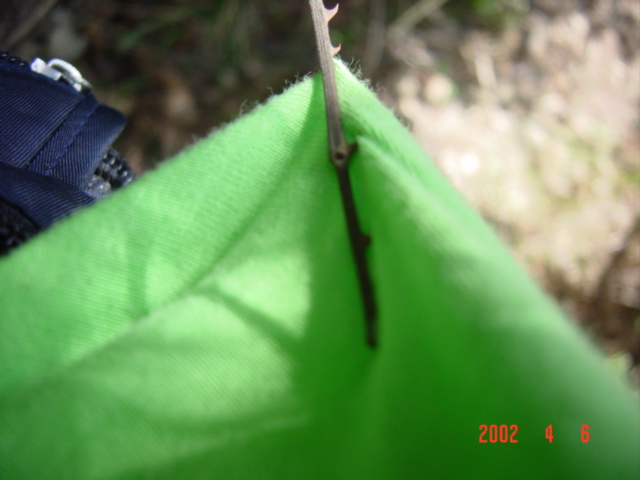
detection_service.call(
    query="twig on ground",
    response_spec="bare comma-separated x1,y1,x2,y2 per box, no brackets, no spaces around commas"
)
388,0,450,41
362,0,387,78
6,0,60,49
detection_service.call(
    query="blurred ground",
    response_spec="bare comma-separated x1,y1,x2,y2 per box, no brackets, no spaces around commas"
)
1,0,638,387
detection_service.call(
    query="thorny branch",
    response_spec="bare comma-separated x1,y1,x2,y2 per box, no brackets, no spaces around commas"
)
309,0,378,347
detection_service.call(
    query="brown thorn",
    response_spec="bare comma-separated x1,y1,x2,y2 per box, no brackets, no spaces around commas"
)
324,4,339,22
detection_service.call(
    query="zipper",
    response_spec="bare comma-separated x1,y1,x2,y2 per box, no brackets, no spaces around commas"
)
30,57,91,92
0,197,39,256
0,51,29,69
0,147,136,255
0,50,91,92
85,149,136,197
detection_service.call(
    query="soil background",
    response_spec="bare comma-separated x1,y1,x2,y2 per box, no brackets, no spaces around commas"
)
2,0,638,389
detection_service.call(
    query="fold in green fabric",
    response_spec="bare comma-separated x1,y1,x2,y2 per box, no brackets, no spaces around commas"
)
1,61,638,479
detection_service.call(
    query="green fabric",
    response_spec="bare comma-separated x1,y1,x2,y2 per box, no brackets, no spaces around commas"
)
1,61,638,479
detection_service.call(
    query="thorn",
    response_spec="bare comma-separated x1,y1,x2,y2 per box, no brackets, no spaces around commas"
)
324,3,339,22
332,44,341,56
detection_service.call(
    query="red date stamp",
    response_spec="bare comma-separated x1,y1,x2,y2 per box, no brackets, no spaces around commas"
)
479,424,518,443
479,425,591,443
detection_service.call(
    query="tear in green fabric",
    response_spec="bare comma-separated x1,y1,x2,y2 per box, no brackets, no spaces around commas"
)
1,61,638,479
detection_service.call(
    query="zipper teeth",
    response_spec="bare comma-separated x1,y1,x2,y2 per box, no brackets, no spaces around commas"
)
1,223,33,251
94,149,136,189
0,50,29,69
0,199,39,256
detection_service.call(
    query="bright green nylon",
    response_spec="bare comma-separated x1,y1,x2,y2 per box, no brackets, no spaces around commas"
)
1,62,638,479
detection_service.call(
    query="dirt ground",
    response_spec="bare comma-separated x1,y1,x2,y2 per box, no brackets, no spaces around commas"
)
2,0,638,388
383,0,640,388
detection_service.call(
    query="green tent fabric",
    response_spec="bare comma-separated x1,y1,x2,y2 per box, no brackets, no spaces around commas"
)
1,61,638,479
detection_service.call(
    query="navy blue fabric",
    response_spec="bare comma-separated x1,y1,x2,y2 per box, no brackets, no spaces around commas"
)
29,101,126,190
0,51,127,233
0,163,94,228
0,61,82,170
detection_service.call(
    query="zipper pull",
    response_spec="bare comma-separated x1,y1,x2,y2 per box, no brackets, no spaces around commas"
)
29,57,91,92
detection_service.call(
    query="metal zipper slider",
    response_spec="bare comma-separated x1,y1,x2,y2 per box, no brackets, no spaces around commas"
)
30,57,91,92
